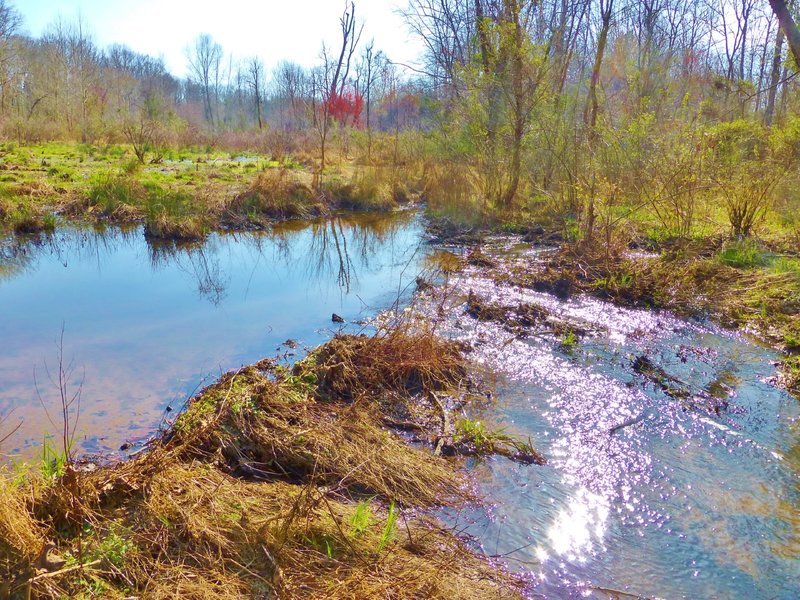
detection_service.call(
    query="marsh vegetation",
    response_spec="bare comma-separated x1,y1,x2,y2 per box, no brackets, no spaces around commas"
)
2,0,800,597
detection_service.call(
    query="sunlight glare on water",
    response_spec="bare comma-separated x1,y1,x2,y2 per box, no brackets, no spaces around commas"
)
421,239,800,599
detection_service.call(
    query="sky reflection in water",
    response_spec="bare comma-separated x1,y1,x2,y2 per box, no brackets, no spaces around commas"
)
0,212,424,458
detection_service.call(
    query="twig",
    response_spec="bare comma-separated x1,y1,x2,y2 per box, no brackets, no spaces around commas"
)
429,391,451,457
26,560,103,583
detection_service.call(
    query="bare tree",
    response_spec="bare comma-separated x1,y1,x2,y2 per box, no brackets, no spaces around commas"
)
186,33,223,127
274,60,308,131
0,0,21,115
41,16,100,138
246,56,265,130
356,39,385,160
765,20,785,124
315,1,363,176
401,0,475,88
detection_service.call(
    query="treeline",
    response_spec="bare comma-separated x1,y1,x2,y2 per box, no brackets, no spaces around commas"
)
404,0,800,240
0,1,427,154
2,0,800,239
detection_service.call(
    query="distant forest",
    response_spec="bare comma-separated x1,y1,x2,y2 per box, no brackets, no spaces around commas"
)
3,0,800,234
1,1,798,140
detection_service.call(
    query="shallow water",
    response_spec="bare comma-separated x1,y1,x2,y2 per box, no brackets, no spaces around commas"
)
0,211,425,458
2,222,798,598
418,238,800,599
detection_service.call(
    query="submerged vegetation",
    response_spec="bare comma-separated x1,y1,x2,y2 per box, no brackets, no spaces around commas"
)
0,330,535,599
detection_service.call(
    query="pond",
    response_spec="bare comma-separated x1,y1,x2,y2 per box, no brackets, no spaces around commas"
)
1,219,798,598
0,211,425,458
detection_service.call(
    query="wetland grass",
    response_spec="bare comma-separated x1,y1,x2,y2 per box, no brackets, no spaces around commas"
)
0,142,410,239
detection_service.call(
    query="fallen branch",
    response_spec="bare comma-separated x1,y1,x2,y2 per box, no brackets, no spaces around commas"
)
28,559,103,584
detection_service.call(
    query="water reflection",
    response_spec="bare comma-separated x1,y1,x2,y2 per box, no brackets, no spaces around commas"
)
0,211,425,459
149,241,229,306
544,487,609,561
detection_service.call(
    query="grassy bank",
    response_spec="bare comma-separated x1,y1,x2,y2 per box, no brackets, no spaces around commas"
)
0,328,538,599
0,142,417,240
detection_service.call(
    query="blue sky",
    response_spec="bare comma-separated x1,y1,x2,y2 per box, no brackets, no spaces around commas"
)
15,1,423,77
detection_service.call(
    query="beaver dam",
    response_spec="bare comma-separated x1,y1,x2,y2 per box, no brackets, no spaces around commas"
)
2,214,799,599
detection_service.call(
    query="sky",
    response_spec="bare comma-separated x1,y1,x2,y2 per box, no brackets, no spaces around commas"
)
15,0,424,78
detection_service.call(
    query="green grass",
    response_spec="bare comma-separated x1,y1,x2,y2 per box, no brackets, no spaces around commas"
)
770,256,800,278
87,174,144,214
349,499,373,537
560,330,579,350
39,434,68,480
719,239,769,268
92,525,134,567
377,500,398,552
454,418,490,449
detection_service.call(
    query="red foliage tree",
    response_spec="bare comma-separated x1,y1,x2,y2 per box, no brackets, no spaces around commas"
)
326,88,364,127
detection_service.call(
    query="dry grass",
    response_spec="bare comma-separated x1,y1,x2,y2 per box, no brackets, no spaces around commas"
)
228,168,320,223
0,476,46,595
143,212,208,242
0,331,528,599
305,331,466,403
322,168,400,212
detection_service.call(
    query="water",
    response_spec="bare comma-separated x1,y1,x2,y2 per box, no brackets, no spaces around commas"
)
417,238,800,599
2,222,798,598
0,211,425,458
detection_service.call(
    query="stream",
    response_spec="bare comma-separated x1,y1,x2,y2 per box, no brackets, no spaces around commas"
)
417,237,800,599
1,217,798,598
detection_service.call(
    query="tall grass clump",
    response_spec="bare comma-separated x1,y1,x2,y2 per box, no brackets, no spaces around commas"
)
85,174,144,218
719,239,768,269
322,168,400,212
422,162,486,226
228,168,318,223
143,187,207,241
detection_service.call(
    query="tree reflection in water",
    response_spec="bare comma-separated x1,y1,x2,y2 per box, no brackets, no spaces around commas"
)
148,238,229,306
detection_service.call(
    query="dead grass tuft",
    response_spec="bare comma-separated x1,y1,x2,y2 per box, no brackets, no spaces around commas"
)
306,331,466,403
143,212,208,242
0,474,46,589
228,169,320,223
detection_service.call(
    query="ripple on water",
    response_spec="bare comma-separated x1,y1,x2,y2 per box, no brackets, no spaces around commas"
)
420,244,800,599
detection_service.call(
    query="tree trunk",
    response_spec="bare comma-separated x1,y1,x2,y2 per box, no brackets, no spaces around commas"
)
501,0,526,208
255,89,263,130
765,25,785,125
769,0,800,67
584,0,612,139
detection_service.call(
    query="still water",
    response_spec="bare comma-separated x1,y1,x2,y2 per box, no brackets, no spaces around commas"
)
1,218,798,598
0,212,425,457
